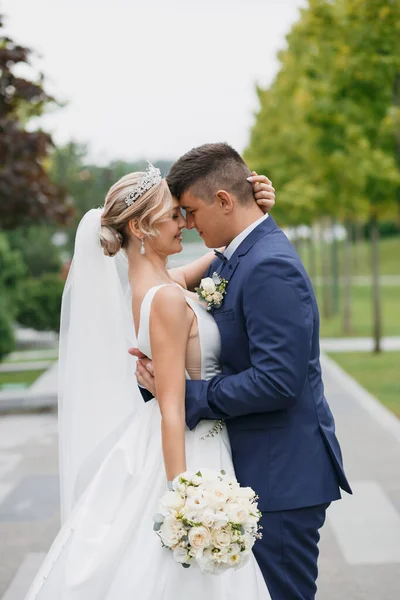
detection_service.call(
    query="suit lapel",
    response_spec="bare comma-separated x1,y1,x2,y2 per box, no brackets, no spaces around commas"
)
211,217,278,316
219,216,278,285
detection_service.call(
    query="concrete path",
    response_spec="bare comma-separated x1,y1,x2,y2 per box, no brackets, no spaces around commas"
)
0,362,53,374
321,336,400,353
0,355,399,599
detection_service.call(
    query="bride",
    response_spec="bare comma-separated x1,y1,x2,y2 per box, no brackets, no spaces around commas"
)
24,164,274,599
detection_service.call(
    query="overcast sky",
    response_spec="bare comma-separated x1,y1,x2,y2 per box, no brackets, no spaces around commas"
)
2,0,306,163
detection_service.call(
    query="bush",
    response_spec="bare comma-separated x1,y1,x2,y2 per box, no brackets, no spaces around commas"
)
0,233,26,319
6,226,62,278
0,305,15,360
17,273,64,332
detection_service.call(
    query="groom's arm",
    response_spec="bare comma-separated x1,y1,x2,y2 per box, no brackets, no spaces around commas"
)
185,257,313,429
139,386,154,403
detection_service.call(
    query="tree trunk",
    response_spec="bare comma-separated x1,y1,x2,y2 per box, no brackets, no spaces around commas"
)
331,218,340,316
342,220,352,335
320,220,332,319
393,73,400,230
308,226,317,287
370,214,382,353
353,220,362,274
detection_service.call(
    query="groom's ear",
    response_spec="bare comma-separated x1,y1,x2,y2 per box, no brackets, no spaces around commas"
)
215,190,234,214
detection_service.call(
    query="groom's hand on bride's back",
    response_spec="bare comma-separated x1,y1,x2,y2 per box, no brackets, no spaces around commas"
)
248,172,275,213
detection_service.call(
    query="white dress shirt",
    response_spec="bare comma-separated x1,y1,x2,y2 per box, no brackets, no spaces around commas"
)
223,214,269,260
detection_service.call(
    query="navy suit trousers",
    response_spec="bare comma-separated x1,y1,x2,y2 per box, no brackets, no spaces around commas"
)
253,504,329,600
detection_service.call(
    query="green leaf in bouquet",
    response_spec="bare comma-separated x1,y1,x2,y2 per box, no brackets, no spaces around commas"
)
195,471,202,477
153,521,162,531
182,563,191,569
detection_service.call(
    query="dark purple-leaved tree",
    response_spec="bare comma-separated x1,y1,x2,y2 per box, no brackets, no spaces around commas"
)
0,13,73,229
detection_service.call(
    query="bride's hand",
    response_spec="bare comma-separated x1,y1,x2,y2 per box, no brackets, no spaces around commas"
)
248,172,275,214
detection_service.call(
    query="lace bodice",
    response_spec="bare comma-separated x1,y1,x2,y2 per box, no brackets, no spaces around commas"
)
137,284,221,382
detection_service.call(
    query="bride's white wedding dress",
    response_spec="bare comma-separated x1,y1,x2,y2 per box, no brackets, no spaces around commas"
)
24,284,270,600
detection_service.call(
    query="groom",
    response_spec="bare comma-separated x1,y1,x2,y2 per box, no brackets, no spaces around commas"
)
134,143,351,599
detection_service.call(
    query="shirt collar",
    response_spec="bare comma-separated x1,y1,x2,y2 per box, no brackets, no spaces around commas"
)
223,214,269,260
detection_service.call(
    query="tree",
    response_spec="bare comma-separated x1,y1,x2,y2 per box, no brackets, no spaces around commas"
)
17,273,64,332
245,0,400,350
0,233,26,358
0,13,72,229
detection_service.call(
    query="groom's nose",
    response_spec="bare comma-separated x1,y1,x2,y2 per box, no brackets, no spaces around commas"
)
185,213,195,229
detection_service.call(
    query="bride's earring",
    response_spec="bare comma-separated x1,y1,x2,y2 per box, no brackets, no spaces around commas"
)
140,238,145,255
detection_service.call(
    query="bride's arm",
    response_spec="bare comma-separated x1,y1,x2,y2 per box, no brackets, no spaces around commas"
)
149,286,192,481
169,248,225,291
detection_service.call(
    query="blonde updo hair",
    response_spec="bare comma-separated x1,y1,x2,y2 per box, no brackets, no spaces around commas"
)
100,172,173,257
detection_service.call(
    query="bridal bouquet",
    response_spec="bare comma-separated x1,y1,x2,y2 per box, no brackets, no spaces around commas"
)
153,469,262,573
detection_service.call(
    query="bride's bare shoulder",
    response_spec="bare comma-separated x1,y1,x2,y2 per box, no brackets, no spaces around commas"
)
151,284,187,314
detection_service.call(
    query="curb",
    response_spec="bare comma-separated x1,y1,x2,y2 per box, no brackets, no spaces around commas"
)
0,392,57,413
320,352,400,445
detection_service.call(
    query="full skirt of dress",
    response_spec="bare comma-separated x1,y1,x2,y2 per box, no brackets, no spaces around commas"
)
24,400,270,600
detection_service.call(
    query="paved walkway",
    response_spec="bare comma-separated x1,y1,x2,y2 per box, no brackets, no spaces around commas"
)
0,355,399,599
321,336,400,353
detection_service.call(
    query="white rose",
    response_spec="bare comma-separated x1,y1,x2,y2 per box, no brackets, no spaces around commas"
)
212,528,232,549
188,526,211,550
213,510,230,528
209,483,231,508
201,277,216,294
213,291,223,304
159,517,183,547
160,491,185,512
191,474,203,486
185,485,198,498
173,546,189,564
201,508,218,528
236,486,256,500
186,492,207,513
227,503,249,524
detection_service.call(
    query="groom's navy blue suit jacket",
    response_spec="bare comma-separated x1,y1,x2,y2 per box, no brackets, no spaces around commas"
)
141,216,351,512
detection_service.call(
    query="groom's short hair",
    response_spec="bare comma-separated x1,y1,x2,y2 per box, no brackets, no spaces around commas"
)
167,143,254,205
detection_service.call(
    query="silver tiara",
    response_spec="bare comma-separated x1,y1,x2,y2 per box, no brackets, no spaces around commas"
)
124,162,162,207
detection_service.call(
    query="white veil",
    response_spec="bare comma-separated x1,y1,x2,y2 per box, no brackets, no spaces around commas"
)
58,208,141,523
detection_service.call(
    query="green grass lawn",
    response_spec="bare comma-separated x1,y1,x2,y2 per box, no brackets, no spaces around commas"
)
3,356,58,365
328,351,400,417
0,369,46,389
300,235,400,276
318,285,400,338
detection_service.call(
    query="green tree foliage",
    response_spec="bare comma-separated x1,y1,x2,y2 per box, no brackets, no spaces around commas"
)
0,301,14,360
0,233,26,358
0,14,72,229
17,273,64,331
6,225,62,277
245,0,400,350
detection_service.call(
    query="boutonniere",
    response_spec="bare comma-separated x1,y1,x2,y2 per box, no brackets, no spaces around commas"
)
195,272,228,312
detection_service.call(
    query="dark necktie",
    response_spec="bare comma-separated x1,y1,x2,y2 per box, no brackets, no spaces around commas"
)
214,249,228,263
